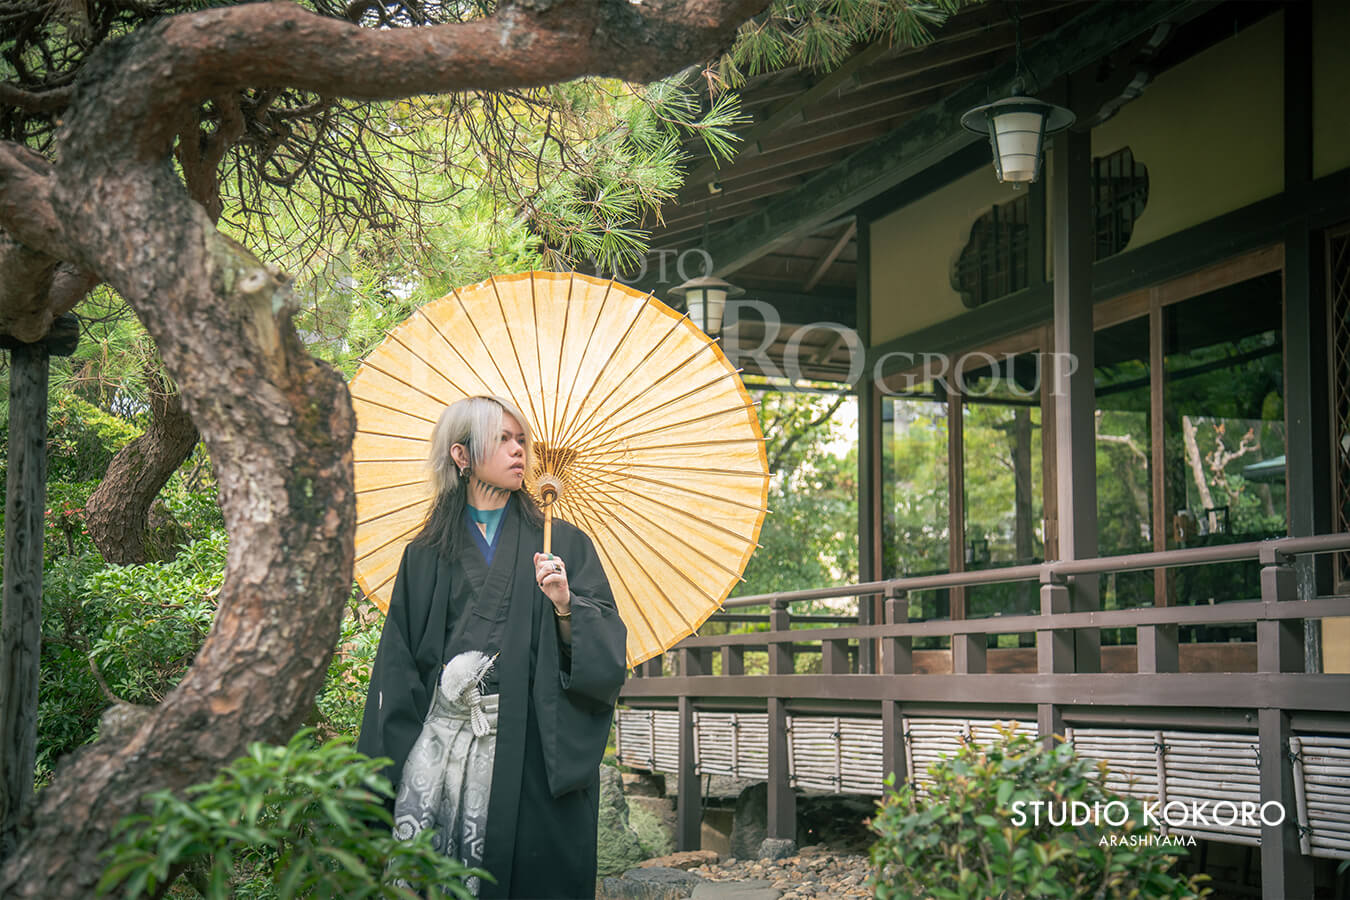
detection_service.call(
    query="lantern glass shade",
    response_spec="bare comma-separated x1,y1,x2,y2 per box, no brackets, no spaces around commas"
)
990,110,1047,182
687,287,727,335
960,96,1075,184
669,275,745,336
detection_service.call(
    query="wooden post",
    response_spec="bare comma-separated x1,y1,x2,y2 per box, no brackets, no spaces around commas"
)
679,647,708,678
1136,624,1179,674
1,318,76,863
677,696,700,851
1259,707,1313,897
1283,1,1331,670
1050,127,1100,674
822,638,849,675
882,590,913,676
951,633,986,675
881,590,908,788
1258,548,1304,675
766,599,795,845
1037,572,1072,753
946,388,966,623
1256,545,1314,894
857,217,882,675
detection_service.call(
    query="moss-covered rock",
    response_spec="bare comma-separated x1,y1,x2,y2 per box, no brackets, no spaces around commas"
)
596,764,646,876
629,797,675,859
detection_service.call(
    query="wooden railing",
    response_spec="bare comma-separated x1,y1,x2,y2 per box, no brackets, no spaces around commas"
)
618,533,1350,898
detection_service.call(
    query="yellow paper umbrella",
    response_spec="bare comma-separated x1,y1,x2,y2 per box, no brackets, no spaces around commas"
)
350,271,769,668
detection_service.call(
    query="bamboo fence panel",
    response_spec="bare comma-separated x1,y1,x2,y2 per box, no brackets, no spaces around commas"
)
615,708,680,773
1066,728,1162,802
786,716,885,795
694,712,769,780
1161,731,1262,846
1293,734,1350,860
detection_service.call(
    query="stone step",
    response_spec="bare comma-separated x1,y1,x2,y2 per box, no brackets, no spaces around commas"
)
596,868,781,900
690,880,780,900
596,866,705,900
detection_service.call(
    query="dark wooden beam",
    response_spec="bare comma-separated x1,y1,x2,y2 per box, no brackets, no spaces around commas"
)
705,0,1209,277
847,3,1080,95
619,672,1350,711
866,165,1350,374
856,139,991,222
728,290,856,328
656,174,809,232
697,1,1079,126
803,221,856,293
1259,708,1314,895
681,43,896,190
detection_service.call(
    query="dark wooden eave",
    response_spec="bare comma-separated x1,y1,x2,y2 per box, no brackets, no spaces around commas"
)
630,0,1249,382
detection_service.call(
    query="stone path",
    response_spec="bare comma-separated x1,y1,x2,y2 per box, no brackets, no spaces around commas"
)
599,846,874,899
688,846,873,900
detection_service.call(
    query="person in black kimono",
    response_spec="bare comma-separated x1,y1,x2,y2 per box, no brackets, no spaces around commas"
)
358,395,628,900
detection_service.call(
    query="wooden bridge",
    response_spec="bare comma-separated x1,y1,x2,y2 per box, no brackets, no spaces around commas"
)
616,533,1350,898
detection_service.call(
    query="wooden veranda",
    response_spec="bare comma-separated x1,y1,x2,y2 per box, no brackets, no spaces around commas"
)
617,533,1350,896
613,1,1350,896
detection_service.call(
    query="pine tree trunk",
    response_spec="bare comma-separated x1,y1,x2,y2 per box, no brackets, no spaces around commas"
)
0,152,357,900
85,373,199,565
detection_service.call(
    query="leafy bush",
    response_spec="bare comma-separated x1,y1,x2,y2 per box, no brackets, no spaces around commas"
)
83,531,229,705
35,550,112,786
868,728,1210,900
100,730,483,899
35,528,382,791
313,593,383,740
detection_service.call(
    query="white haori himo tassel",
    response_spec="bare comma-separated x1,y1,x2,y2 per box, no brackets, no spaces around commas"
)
440,650,496,738
394,650,499,896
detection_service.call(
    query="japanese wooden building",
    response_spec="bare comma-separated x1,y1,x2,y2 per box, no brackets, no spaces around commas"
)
612,2,1350,896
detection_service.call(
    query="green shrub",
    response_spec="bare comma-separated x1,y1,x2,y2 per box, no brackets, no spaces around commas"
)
313,593,382,740
36,530,381,791
35,550,111,786
84,531,229,705
100,730,483,899
868,728,1210,900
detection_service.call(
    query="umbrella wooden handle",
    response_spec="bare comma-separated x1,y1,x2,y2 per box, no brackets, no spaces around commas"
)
540,482,558,555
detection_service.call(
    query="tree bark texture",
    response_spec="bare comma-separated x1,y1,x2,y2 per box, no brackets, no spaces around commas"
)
0,344,50,862
0,1,765,893
85,373,199,565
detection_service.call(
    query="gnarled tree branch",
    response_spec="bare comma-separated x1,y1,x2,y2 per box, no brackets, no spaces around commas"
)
0,0,767,893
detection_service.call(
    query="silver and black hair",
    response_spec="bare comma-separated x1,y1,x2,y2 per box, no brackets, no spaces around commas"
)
414,395,542,556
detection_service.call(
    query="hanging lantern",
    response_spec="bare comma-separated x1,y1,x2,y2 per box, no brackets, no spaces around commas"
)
669,275,745,336
960,94,1075,184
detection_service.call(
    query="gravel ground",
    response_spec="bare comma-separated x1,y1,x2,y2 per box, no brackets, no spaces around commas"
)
687,846,874,899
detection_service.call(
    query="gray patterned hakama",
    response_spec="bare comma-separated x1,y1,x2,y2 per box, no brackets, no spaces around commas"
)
393,687,498,896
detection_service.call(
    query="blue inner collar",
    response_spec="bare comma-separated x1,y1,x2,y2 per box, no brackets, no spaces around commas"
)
467,495,510,563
